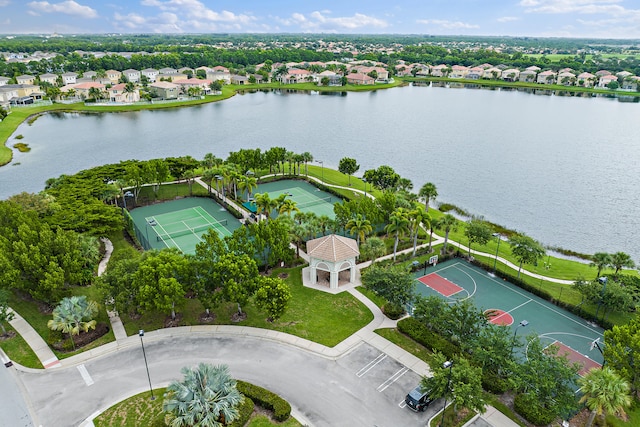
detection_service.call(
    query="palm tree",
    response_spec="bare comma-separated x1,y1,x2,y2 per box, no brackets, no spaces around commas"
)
123,81,136,103
385,208,410,261
610,252,635,276
184,170,195,196
361,236,386,263
418,182,438,212
302,152,313,176
578,367,632,427
346,214,372,245
317,214,332,236
47,296,98,350
202,169,217,194
279,199,300,217
88,86,102,102
237,175,257,201
434,214,457,256
163,363,243,427
408,204,431,257
590,252,612,279
254,193,277,221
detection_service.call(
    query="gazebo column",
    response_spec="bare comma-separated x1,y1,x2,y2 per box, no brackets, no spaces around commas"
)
310,265,317,284
330,271,338,289
350,264,357,282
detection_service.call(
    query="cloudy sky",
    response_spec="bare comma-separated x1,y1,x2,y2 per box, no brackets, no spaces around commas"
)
1,0,640,38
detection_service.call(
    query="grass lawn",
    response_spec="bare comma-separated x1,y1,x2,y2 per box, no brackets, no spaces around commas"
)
0,323,42,369
606,401,640,427
121,266,373,347
374,328,434,365
93,387,302,427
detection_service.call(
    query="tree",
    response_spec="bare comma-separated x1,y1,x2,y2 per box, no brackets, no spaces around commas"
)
163,363,243,427
345,214,372,245
426,354,486,418
254,277,292,321
385,208,410,261
434,214,458,256
123,81,136,102
47,296,98,350
604,315,640,394
464,218,492,257
214,253,260,317
338,157,360,186
590,252,612,279
364,165,400,191
278,199,299,217
253,193,277,221
301,151,313,176
237,175,257,201
417,184,437,211
361,264,415,314
408,204,430,257
610,251,635,276
360,236,386,263
578,367,632,427
508,234,545,278
0,289,15,336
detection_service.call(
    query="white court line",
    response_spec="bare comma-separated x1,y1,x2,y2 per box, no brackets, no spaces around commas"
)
356,354,387,378
377,367,409,392
153,218,183,251
453,261,604,336
77,364,94,386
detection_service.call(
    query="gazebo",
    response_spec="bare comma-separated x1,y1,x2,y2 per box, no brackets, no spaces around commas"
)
307,234,360,289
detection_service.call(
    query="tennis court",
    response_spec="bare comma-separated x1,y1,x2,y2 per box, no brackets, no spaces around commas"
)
242,179,339,219
128,197,242,254
413,259,605,373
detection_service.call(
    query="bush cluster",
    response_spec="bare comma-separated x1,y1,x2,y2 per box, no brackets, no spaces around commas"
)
396,317,461,360
236,380,291,422
382,303,405,320
513,393,555,426
227,395,255,427
481,371,508,394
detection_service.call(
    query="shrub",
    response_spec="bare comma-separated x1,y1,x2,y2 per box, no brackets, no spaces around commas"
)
236,380,291,422
227,396,254,427
15,134,24,140
514,393,555,426
397,317,461,359
383,303,405,320
481,371,508,394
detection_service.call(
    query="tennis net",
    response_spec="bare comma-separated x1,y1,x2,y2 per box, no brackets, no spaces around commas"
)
297,196,331,209
156,219,228,241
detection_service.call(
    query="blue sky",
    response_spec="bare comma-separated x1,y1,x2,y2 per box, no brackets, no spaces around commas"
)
1,0,640,38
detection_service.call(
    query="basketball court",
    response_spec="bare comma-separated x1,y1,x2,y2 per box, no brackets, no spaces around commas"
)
413,258,605,374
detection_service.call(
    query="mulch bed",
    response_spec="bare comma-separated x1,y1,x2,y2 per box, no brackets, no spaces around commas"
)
52,322,110,352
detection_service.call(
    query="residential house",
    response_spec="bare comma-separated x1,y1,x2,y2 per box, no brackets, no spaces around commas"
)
577,72,597,87
482,67,502,79
108,83,140,103
62,82,105,100
39,73,58,85
346,73,374,85
61,72,78,85
176,78,212,94
141,68,158,82
0,76,9,86
394,64,411,77
621,76,640,91
149,81,179,99
318,70,342,86
122,69,140,83
518,70,537,83
2,84,44,101
0,86,19,105
206,69,231,84
159,72,188,83
595,70,611,77
281,69,313,84
178,67,194,76
449,65,469,79
212,66,230,73
105,70,121,84
158,67,177,75
83,71,97,80
526,66,541,72
16,74,35,85
598,74,619,88
76,77,111,85
557,72,576,86
616,71,633,80
430,64,449,77
466,67,484,80
536,70,556,84
230,75,248,85
501,68,520,82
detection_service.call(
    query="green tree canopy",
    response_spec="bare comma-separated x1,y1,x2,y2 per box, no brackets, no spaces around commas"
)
361,263,415,314
578,367,632,427
338,157,360,186
508,234,545,278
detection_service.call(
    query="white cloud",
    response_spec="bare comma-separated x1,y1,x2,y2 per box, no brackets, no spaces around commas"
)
277,11,388,31
519,0,627,15
113,11,182,32
27,1,98,18
497,16,520,22
0,0,10,7
417,19,479,29
141,0,255,24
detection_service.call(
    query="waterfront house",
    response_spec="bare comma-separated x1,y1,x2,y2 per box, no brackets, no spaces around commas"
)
206,69,231,84
318,70,342,85
558,72,576,86
598,74,618,88
466,67,484,80
160,72,188,82
577,72,597,87
430,64,449,77
518,69,537,82
149,81,179,99
501,68,520,82
108,83,140,103
0,86,19,105
346,73,374,85
176,78,212,94
595,70,611,77
526,66,541,72
16,74,35,85
281,68,313,84
450,65,469,79
482,67,502,79
230,75,249,85
621,76,640,91
616,71,633,80
62,72,77,85
39,73,58,85
536,70,556,84
66,82,105,100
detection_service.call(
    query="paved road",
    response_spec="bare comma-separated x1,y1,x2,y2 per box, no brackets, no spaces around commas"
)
18,335,436,427
0,358,35,427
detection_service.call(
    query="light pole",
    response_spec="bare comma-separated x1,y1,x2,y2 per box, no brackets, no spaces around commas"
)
590,338,606,368
215,175,225,201
492,233,502,274
316,160,324,183
595,277,608,320
139,330,155,400
511,320,529,355
439,360,454,427
362,177,367,198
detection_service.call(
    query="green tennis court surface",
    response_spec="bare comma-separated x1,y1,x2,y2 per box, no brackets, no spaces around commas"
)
244,179,340,219
413,259,604,372
128,197,241,254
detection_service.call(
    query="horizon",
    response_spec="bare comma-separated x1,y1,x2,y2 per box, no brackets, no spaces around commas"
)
2,0,640,40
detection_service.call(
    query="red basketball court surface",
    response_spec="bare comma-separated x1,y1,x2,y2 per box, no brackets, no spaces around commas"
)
418,273,463,297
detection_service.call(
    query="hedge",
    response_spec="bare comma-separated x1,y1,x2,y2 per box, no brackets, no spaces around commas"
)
513,393,555,426
396,317,461,359
236,380,291,422
228,395,255,427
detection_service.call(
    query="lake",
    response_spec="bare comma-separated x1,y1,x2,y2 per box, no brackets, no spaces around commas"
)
1,84,639,260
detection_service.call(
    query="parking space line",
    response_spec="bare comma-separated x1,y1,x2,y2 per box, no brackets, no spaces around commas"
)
398,400,407,408
356,353,387,378
377,367,409,392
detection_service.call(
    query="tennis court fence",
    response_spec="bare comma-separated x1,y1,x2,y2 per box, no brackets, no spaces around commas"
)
156,219,228,241
297,196,331,209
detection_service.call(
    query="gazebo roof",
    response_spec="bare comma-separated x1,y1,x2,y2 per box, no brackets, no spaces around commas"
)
306,234,359,262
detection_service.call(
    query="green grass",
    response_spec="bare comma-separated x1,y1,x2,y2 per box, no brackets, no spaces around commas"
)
122,266,373,347
606,400,640,427
246,415,302,427
375,328,435,365
137,182,209,202
0,324,42,369
483,393,527,427
230,79,403,93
